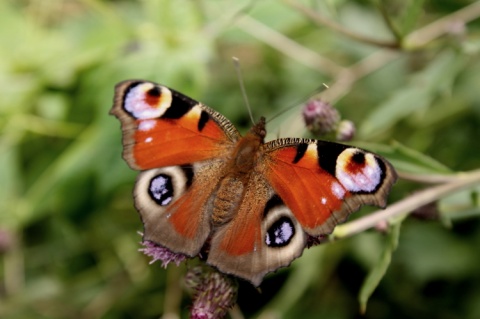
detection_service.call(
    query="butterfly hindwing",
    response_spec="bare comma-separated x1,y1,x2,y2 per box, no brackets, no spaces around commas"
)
207,173,307,287
134,160,228,256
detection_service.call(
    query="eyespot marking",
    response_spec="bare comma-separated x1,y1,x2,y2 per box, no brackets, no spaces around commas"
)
265,216,295,247
123,83,172,119
336,149,383,193
148,174,174,206
145,86,161,105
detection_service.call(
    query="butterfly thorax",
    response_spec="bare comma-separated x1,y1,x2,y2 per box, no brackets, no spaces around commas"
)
211,118,266,227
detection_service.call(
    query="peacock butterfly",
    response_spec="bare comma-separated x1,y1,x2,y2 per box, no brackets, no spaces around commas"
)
110,80,397,286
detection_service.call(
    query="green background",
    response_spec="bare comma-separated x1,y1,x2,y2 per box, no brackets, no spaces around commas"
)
1,0,479,318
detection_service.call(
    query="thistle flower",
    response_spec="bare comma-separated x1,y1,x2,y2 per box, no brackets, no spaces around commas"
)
186,266,238,319
303,99,340,136
303,99,357,141
139,240,238,318
139,240,187,268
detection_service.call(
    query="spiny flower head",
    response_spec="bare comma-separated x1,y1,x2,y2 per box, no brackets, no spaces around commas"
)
139,240,187,268
302,99,356,141
186,266,238,319
303,99,340,136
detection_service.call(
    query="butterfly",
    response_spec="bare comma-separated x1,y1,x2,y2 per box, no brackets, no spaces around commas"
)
110,80,397,286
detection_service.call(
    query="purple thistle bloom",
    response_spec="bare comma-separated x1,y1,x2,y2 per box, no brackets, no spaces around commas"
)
303,99,340,136
139,240,187,268
187,266,238,319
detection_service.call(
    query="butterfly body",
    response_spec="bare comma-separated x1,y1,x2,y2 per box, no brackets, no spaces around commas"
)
111,80,397,286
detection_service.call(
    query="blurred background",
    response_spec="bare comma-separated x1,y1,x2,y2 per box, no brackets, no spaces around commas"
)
1,0,479,318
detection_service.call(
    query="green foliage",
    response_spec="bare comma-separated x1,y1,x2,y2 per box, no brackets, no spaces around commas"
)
359,217,402,314
1,0,479,318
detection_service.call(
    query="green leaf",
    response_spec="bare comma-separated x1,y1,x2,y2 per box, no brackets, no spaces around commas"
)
387,140,453,174
398,0,426,35
359,219,402,314
360,50,466,138
359,86,433,137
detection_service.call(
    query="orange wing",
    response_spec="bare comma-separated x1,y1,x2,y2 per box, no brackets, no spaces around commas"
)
207,172,307,287
110,80,241,170
262,138,397,237
110,80,241,256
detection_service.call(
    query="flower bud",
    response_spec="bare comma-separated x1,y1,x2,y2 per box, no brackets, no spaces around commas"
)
303,99,340,136
335,120,356,141
189,268,238,319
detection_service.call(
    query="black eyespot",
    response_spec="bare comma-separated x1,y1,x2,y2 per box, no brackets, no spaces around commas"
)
148,174,174,206
352,151,365,164
265,217,295,247
146,86,161,98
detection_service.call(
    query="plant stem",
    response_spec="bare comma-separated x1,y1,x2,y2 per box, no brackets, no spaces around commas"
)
283,0,400,49
333,169,480,239
405,1,480,49
235,15,344,76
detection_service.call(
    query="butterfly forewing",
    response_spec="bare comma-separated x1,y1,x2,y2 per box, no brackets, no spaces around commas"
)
262,139,397,236
110,80,240,170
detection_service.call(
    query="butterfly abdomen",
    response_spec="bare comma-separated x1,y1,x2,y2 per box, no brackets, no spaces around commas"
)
212,176,244,227
212,123,266,226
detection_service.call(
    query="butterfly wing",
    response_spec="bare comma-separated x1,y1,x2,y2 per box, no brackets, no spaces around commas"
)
111,80,241,256
134,160,228,256
263,138,397,236
207,138,396,286
110,80,240,170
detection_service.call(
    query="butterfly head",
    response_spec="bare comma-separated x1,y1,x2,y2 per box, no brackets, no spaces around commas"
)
249,116,267,140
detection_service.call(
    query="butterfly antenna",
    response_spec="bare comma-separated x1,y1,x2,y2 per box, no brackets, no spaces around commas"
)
267,83,329,123
233,57,255,125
